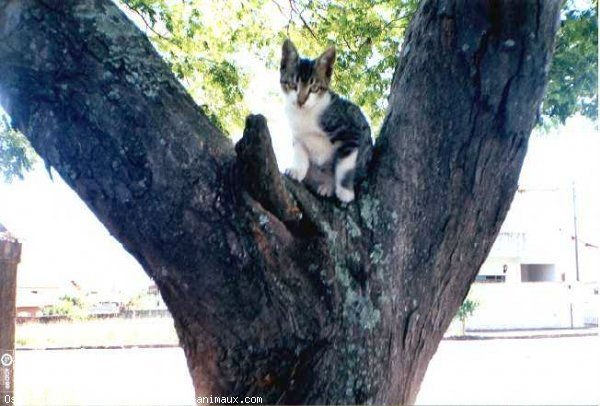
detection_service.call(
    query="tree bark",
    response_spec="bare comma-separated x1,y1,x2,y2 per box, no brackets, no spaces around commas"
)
0,225,21,402
0,0,560,404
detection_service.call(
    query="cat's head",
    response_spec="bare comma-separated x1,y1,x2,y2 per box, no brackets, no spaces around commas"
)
280,39,336,109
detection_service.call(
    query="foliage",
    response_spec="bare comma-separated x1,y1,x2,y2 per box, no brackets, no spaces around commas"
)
120,0,263,134
121,0,596,133
43,295,89,320
268,0,421,128
119,0,419,133
123,289,161,310
455,297,479,335
0,0,595,179
124,290,146,311
15,337,29,347
0,113,35,182
543,0,598,124
455,298,479,323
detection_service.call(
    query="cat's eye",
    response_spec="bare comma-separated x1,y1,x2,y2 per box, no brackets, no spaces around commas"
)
281,81,297,91
310,86,320,93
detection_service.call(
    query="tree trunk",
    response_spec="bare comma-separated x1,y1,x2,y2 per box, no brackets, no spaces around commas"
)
0,0,560,404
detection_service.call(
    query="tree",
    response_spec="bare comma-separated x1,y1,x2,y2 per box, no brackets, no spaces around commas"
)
43,295,88,320
0,0,561,404
119,0,596,130
455,298,479,335
543,0,598,123
0,114,34,181
0,0,595,178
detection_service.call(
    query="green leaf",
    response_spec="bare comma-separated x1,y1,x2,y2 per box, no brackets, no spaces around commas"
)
543,1,598,123
2,0,595,180
0,113,36,182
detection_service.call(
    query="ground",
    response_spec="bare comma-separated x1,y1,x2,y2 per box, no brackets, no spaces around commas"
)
12,336,598,405
15,318,178,348
417,336,599,405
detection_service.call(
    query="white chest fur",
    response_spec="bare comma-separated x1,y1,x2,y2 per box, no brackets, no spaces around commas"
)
284,92,334,166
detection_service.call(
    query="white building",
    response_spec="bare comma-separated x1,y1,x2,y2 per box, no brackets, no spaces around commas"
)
466,185,599,330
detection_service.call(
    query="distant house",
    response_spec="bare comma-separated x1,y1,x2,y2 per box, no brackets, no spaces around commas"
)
119,282,169,318
87,292,123,316
146,283,168,310
467,186,599,330
17,280,87,320
16,286,61,318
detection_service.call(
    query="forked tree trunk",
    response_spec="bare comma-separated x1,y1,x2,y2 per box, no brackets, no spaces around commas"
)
0,0,560,403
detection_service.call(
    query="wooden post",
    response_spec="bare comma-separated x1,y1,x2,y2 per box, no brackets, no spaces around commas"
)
0,224,21,405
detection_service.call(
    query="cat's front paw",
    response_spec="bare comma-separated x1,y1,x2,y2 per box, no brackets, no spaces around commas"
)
285,168,306,182
317,183,334,197
335,186,355,203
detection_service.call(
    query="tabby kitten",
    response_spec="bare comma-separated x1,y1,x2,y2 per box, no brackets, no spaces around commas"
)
280,39,372,203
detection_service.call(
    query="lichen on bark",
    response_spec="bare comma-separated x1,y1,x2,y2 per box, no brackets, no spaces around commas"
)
0,0,561,403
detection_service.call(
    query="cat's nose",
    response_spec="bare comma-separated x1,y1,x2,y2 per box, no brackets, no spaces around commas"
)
296,89,309,107
297,96,308,107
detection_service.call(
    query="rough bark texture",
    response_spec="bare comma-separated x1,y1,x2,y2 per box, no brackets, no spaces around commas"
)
0,226,21,401
0,0,560,404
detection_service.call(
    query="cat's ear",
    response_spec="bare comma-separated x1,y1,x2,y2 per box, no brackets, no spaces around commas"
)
316,46,336,81
281,39,299,70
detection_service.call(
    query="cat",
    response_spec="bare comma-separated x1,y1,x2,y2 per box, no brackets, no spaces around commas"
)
280,39,372,203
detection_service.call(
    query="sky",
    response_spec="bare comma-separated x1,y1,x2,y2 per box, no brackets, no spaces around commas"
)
0,164,151,294
512,116,600,244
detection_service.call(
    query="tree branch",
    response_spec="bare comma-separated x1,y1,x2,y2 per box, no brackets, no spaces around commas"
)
121,2,172,43
235,114,301,225
370,0,561,284
0,0,236,279
367,2,561,401
0,0,564,402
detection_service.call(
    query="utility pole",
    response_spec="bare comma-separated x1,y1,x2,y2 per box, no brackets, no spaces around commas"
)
571,182,580,282
0,224,21,404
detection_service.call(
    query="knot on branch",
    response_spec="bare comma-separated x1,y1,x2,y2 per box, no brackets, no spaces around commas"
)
235,114,301,224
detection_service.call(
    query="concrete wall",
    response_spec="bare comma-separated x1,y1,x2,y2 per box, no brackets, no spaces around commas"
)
465,282,591,330
479,257,521,283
